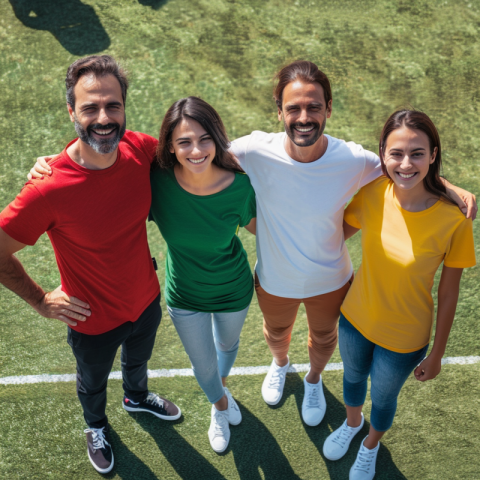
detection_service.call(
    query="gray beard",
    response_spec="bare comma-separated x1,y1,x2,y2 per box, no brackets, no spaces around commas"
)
74,116,126,154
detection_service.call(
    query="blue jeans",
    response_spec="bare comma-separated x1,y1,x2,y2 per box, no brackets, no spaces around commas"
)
338,314,428,432
167,305,250,404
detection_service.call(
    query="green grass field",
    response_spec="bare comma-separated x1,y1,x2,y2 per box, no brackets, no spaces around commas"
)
1,0,479,478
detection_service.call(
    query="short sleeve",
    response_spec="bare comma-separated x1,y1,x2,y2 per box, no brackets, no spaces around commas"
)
239,183,256,227
444,218,476,268
343,187,364,229
0,183,55,246
138,132,159,164
358,150,382,189
229,135,252,174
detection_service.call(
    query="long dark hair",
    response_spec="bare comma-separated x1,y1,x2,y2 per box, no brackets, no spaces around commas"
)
156,96,242,172
379,109,455,205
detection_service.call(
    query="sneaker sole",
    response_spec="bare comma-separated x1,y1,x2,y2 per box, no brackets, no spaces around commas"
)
302,408,326,427
123,403,182,421
228,414,242,426
87,449,114,474
262,392,283,406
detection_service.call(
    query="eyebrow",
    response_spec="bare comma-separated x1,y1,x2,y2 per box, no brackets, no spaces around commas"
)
80,101,123,109
389,147,426,152
175,133,211,142
285,102,323,109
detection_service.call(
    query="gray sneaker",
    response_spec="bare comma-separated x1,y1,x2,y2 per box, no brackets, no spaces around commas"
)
85,426,114,474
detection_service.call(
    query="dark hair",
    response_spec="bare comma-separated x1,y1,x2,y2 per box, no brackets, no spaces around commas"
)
273,61,332,110
65,55,128,109
379,109,455,205
156,96,242,172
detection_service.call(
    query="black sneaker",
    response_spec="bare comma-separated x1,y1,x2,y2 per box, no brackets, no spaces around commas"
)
84,426,114,474
123,392,182,420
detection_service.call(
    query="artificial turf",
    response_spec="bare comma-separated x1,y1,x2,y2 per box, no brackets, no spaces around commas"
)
1,0,480,478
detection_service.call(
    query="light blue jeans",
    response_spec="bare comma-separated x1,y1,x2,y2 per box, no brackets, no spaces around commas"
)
167,305,250,404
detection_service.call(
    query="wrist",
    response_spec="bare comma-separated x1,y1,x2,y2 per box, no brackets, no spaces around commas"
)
428,349,445,360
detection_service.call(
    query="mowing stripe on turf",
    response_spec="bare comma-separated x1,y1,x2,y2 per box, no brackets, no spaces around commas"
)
1,356,479,385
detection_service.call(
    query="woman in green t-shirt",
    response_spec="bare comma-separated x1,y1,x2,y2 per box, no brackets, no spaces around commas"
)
150,96,256,453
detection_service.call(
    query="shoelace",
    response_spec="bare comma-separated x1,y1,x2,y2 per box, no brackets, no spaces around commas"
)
85,427,109,452
145,392,165,409
212,410,229,437
332,423,355,446
268,369,286,389
305,386,319,409
353,447,376,474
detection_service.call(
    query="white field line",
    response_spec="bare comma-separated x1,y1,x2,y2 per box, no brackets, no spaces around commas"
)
1,356,479,386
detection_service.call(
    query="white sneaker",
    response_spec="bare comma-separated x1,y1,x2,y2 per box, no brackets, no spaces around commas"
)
323,414,364,460
302,372,327,426
262,358,290,405
349,436,380,480
224,387,242,425
208,405,231,453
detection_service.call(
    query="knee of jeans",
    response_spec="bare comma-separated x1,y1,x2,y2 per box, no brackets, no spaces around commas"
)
215,337,239,353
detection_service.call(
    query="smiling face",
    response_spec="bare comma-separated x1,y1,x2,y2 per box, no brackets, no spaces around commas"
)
278,80,332,147
169,117,216,174
384,126,437,193
68,74,126,154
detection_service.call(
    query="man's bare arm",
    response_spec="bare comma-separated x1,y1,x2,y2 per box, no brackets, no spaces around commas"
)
0,228,91,326
442,178,477,220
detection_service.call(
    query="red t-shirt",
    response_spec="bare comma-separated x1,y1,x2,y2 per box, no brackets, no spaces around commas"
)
0,130,160,335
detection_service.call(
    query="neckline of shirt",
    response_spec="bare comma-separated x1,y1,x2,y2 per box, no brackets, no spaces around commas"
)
280,132,332,167
169,167,239,198
389,181,441,216
62,137,121,175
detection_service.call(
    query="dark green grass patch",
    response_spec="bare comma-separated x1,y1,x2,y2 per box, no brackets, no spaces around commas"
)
1,366,479,479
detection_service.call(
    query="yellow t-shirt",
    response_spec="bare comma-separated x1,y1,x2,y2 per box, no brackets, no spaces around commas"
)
341,176,476,353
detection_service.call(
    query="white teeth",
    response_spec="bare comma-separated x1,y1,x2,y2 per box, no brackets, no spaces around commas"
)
398,172,416,179
295,126,314,132
188,156,206,164
93,129,114,136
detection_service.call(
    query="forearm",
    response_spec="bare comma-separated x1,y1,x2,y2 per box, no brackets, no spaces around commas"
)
0,254,46,308
430,287,459,358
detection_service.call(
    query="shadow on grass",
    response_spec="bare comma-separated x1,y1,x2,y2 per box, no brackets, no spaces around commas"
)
292,379,408,479
130,412,226,480
137,0,168,9
9,0,111,55
229,398,302,480
105,427,158,480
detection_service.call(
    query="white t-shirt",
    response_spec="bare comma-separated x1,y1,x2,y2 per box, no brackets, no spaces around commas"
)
230,131,381,298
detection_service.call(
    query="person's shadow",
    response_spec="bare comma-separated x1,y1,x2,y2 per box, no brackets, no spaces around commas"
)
128,412,227,480
9,0,110,55
229,399,303,480
293,376,409,479
104,426,158,480
137,0,168,9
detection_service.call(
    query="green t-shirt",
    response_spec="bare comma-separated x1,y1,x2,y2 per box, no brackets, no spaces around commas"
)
150,167,256,312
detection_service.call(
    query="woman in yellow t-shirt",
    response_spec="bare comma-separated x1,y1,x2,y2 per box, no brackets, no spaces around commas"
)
322,109,476,480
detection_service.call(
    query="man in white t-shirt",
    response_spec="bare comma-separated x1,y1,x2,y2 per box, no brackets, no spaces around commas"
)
229,60,475,427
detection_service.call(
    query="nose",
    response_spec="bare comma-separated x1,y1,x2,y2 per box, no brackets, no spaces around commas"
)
97,108,110,125
298,108,309,125
400,155,413,169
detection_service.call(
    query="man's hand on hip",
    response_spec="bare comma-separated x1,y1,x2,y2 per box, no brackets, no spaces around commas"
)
34,285,91,327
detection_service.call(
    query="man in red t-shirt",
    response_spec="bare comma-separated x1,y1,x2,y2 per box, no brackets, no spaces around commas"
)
0,56,180,475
